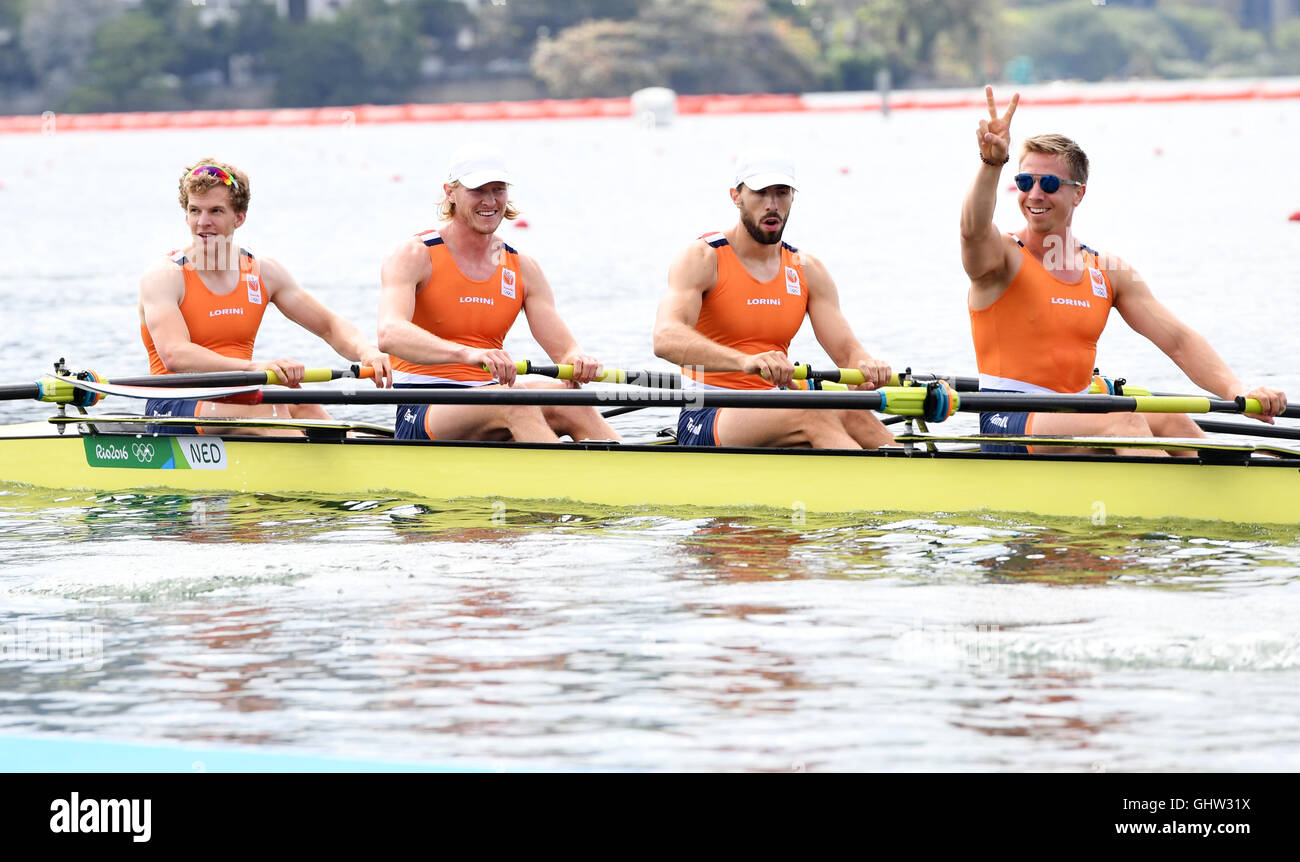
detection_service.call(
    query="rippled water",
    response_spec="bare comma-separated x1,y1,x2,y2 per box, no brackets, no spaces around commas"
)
2,92,1300,770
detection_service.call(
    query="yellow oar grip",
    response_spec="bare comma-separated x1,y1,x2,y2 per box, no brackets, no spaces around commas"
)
265,368,367,386
790,366,868,385
1131,395,1211,413
513,361,618,383
1239,397,1264,415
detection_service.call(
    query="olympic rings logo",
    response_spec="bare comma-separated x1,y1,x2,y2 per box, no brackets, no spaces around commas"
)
131,442,155,461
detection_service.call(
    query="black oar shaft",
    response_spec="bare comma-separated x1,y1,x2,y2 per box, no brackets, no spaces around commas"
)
0,384,41,401
253,388,887,409
1196,418,1300,440
103,365,363,388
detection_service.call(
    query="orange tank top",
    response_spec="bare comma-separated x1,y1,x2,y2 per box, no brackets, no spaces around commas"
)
391,230,525,384
685,233,809,390
142,247,268,375
970,239,1114,393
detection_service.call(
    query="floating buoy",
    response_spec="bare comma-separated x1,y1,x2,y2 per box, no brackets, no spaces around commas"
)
1289,211,1300,222
631,86,677,128
514,218,530,228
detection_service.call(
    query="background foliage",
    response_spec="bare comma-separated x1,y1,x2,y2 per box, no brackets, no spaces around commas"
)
0,0,1296,111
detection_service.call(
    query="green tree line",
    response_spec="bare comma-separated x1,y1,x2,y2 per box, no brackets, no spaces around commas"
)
1,0,1298,113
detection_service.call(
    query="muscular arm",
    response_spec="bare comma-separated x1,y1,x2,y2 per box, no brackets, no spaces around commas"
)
962,86,1021,306
801,252,891,389
1112,263,1241,398
1112,262,1285,416
139,261,257,373
651,241,786,384
260,257,391,386
518,253,602,382
376,238,515,383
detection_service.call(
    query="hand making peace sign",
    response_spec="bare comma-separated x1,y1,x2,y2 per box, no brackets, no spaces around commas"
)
976,86,1020,166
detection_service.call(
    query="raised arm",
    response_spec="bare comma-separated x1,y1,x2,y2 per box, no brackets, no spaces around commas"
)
1111,262,1286,420
961,86,1021,295
801,252,891,389
376,237,518,384
260,256,391,387
653,240,797,386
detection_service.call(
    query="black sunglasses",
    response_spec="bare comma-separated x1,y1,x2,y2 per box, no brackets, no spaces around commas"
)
1014,173,1083,194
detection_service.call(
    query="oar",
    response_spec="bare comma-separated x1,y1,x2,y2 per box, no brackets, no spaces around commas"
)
110,366,376,388
792,364,980,391
37,373,1297,422
235,386,1299,421
513,360,683,389
2,366,375,404
514,360,978,393
1194,419,1300,441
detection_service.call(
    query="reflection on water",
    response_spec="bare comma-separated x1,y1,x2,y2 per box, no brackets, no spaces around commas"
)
5,484,1299,587
1,484,1299,769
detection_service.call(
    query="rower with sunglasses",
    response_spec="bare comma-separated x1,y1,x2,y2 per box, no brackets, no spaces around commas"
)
960,87,1285,455
139,159,391,434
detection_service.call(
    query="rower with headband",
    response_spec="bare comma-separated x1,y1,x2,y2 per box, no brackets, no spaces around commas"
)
138,157,391,436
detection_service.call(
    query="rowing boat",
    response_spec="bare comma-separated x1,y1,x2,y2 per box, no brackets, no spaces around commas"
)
2,368,1297,525
2,414,1298,526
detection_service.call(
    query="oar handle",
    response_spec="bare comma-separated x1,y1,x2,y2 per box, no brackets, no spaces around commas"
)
513,360,683,389
267,366,375,386
789,364,980,390
1232,396,1300,419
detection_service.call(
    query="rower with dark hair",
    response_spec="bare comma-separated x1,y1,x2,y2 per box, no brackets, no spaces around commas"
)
139,158,391,434
653,151,894,449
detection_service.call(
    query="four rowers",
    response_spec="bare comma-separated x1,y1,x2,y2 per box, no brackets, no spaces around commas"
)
140,104,1285,447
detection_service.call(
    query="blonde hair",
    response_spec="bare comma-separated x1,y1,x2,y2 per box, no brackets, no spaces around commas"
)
1020,134,1089,184
178,158,251,213
438,181,521,221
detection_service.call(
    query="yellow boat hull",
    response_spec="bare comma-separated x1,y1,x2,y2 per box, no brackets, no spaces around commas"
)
1,422,1298,525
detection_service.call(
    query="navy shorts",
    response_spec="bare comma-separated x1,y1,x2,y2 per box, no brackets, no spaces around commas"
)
978,410,1030,454
145,397,202,435
393,383,477,440
677,407,721,447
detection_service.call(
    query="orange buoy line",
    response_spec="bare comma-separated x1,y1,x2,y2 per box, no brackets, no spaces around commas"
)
4,83,1299,134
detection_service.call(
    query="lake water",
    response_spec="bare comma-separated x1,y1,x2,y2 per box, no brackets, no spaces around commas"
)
1,92,1299,771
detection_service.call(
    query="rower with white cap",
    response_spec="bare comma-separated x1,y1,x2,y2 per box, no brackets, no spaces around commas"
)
652,151,894,448
378,144,618,442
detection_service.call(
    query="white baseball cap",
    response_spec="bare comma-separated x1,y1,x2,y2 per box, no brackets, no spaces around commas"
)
734,151,797,191
446,144,513,189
